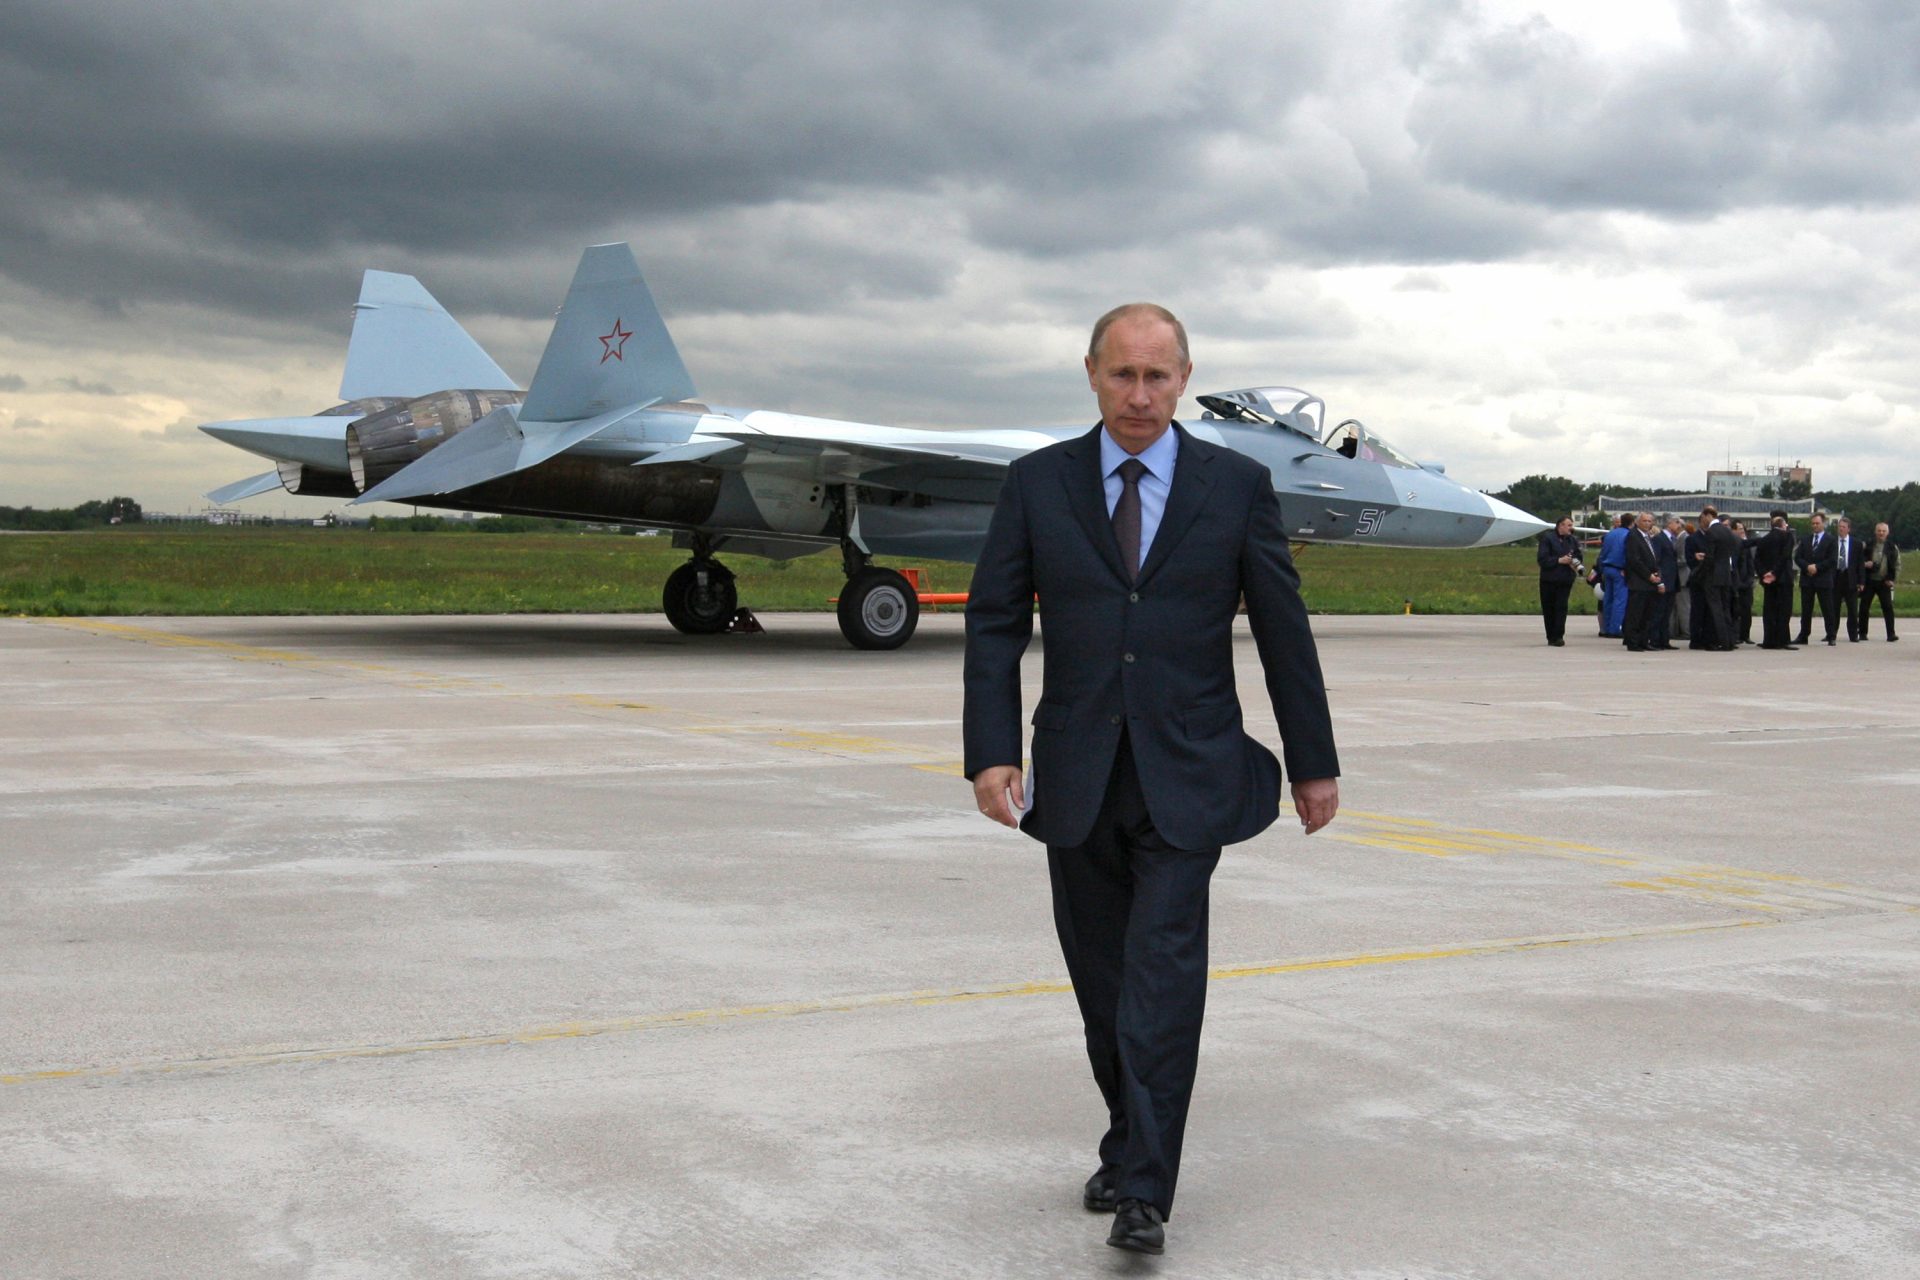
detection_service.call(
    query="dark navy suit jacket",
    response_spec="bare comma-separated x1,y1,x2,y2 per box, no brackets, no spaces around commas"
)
963,422,1339,852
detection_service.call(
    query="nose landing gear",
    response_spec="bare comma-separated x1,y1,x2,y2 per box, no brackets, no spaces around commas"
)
662,558,737,635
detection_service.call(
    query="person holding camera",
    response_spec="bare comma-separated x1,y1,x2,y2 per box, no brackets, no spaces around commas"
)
1536,516,1583,647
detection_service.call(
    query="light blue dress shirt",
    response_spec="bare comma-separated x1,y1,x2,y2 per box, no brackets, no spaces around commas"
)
1100,424,1178,564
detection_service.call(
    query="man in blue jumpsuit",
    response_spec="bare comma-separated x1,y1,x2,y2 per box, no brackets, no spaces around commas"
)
1598,513,1631,639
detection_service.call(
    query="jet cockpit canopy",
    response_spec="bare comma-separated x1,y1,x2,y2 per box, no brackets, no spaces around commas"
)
1324,418,1422,469
1196,386,1323,442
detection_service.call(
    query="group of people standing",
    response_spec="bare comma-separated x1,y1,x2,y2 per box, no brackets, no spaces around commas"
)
1536,508,1901,651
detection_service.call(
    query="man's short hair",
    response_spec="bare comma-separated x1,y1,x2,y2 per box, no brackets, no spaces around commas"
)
1770,509,1788,521
1838,516,1852,528
1700,505,1718,519
1089,303,1190,365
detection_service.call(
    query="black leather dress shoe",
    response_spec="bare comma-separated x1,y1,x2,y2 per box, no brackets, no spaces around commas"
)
1107,1199,1166,1255
1083,1166,1118,1213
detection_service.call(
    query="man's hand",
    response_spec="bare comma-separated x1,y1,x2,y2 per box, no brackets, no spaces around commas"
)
973,765,1026,829
1763,572,1775,584
1291,777,1339,835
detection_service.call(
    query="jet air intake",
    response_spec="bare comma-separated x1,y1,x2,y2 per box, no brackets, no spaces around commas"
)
345,389,525,494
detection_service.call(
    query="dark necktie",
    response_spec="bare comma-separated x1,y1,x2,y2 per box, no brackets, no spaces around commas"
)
1113,457,1147,580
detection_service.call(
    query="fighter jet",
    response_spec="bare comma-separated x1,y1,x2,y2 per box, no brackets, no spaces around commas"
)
202,243,1547,650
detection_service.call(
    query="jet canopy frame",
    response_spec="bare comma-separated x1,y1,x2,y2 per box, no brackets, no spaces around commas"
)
1198,386,1425,471
1196,386,1323,442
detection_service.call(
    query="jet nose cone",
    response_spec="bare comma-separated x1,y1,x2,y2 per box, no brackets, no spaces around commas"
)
1477,495,1551,547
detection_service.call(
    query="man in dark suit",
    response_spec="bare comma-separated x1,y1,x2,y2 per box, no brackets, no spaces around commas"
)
1795,512,1839,644
1729,519,1757,643
965,304,1340,1258
1622,512,1664,651
1536,516,1581,646
1754,511,1798,649
1684,516,1718,648
1704,511,1742,650
1833,516,1865,640
1860,521,1900,641
1649,516,1680,649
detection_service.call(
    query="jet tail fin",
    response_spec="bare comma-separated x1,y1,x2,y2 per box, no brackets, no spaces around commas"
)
339,270,515,400
518,243,695,422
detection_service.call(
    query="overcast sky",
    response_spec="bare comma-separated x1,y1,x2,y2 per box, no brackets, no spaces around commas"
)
2,0,1915,515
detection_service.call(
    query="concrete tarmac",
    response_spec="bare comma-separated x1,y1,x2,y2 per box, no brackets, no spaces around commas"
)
2,612,1916,1279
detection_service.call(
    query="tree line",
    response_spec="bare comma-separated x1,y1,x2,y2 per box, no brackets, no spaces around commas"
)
0,498,144,530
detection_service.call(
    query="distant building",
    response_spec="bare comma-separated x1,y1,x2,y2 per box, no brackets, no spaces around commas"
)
1706,462,1811,500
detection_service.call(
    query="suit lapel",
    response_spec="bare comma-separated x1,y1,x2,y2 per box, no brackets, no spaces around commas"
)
1135,423,1214,589
1058,424,1127,583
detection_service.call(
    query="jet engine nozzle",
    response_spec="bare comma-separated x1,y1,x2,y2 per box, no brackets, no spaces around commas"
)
345,389,525,494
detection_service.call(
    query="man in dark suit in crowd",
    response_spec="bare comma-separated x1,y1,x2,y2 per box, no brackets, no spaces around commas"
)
1704,511,1742,650
1729,519,1757,643
1860,521,1900,641
1664,516,1692,641
1649,515,1680,649
1622,511,1664,651
965,303,1340,1258
1796,512,1839,644
1685,513,1718,648
1536,516,1582,646
1833,516,1865,640
1754,510,1798,650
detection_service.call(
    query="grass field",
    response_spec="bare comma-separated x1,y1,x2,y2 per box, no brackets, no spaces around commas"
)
1,526,1906,618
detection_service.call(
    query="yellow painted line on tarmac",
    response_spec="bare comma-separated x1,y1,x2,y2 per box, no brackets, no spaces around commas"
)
33,618,504,695
0,919,1770,1087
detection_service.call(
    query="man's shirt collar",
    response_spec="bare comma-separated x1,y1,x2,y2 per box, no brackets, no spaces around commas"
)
1100,422,1179,483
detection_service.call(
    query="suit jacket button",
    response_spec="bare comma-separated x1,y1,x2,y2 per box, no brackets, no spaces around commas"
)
1109,714,1122,725
1128,592,1139,603
1123,652,1136,663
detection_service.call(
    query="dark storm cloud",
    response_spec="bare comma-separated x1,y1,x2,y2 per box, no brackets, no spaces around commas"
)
1,0,1914,356
1409,0,1920,215
0,1,1322,322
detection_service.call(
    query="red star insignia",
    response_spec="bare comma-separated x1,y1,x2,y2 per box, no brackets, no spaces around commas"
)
598,318,633,364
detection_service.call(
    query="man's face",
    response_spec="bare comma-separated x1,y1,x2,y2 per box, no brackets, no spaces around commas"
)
1812,516,1826,534
1878,523,1890,540
1086,315,1191,454
1667,520,1684,536
1637,514,1654,533
1556,518,1572,535
1839,520,1851,537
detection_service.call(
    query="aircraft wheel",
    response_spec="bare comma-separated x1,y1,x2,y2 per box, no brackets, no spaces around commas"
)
662,560,737,635
837,566,919,650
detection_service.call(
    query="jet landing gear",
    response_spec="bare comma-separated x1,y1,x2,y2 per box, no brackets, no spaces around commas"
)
835,514,919,650
662,558,737,635
838,563,919,650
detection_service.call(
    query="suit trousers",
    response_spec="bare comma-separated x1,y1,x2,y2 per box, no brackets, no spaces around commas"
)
1799,580,1837,641
1538,579,1572,642
1842,583,1865,638
1649,588,1672,646
1733,585,1754,642
1622,590,1654,650
1047,733,1221,1220
1703,584,1733,649
1689,582,1715,648
1862,580,1898,638
1761,579,1794,647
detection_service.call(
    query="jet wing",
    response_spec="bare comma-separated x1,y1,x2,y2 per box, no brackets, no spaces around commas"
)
695,427,1023,486
205,470,285,503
